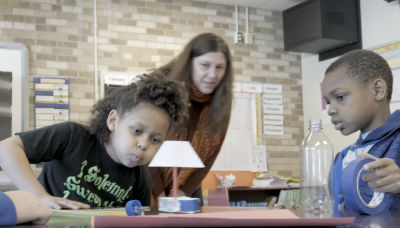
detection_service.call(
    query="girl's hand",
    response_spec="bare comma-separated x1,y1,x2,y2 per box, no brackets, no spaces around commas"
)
40,194,90,209
358,152,400,194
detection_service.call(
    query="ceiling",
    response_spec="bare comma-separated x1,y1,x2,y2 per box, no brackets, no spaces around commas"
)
195,0,307,11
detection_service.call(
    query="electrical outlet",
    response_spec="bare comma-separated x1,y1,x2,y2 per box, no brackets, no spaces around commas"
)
234,32,244,44
245,33,253,44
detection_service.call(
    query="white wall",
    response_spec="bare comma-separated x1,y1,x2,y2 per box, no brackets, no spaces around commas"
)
301,0,400,153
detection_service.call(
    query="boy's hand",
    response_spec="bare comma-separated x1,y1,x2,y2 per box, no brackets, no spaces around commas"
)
5,191,51,225
358,152,400,194
40,194,90,209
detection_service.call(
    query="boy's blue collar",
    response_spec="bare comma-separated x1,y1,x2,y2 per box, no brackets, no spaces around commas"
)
357,110,400,144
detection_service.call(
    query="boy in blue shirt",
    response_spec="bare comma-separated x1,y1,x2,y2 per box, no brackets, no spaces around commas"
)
0,190,50,226
321,49,400,212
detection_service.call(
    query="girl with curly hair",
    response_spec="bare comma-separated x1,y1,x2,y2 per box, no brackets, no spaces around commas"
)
0,73,189,209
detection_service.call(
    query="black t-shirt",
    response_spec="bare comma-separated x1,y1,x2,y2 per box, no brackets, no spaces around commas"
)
18,122,151,207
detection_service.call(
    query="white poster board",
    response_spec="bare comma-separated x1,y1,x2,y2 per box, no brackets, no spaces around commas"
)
212,88,266,172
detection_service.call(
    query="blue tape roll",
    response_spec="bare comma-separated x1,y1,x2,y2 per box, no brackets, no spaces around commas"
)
158,197,200,213
179,198,200,212
342,158,390,215
125,200,142,216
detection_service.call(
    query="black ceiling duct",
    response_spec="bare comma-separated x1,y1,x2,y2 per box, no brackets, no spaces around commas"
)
282,0,362,61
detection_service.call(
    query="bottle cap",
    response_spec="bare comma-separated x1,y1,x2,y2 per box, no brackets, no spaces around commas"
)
309,119,322,129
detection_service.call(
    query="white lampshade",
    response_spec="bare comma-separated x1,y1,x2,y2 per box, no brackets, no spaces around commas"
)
148,141,205,168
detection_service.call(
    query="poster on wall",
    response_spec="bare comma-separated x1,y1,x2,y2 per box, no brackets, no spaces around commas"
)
371,41,400,105
34,77,69,129
262,83,284,135
321,83,330,125
211,82,265,171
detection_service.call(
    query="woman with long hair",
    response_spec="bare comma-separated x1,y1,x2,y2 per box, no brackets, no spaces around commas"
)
149,33,233,203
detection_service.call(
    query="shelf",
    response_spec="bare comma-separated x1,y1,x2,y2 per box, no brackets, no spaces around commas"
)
208,186,299,207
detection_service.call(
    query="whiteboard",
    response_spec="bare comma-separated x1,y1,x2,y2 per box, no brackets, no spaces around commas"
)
0,43,29,134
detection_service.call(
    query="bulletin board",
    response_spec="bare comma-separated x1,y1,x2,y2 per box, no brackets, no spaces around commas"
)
34,77,70,129
371,41,400,107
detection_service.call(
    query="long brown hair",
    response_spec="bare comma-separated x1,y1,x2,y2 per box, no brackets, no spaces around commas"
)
156,33,233,132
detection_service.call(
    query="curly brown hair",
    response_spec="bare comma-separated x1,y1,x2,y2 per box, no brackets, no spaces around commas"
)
155,33,233,132
325,49,393,101
89,72,189,143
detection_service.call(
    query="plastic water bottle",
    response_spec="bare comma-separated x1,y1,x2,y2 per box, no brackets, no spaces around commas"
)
300,119,334,214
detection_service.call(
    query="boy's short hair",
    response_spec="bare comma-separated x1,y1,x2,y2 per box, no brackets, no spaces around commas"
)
89,72,190,143
325,49,393,101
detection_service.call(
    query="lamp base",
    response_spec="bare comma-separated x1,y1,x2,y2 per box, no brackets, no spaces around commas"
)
158,196,200,213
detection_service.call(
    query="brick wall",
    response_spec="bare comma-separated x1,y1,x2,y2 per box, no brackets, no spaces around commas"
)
0,0,303,177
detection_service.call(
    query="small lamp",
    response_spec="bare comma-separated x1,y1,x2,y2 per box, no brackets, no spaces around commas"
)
149,141,205,213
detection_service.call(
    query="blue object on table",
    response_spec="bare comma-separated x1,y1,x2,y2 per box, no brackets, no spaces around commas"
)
342,158,390,215
180,198,201,212
125,200,142,216
158,197,201,213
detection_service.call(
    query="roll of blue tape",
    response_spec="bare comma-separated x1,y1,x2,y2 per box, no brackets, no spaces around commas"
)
179,198,200,212
158,197,201,213
125,200,142,216
342,158,390,215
